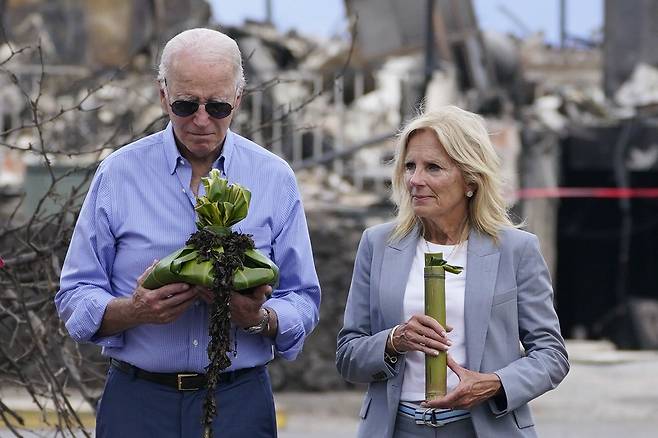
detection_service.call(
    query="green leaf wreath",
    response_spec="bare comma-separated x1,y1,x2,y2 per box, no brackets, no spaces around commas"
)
142,169,279,437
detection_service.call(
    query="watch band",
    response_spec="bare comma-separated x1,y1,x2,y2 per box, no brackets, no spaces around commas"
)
245,307,270,335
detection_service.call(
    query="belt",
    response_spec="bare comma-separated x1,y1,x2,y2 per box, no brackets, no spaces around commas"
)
398,402,471,427
110,358,261,391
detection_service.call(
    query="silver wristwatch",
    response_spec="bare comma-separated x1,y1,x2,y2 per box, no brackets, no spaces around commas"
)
245,307,271,335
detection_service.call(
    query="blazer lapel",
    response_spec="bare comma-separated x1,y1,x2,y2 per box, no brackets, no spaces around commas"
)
464,229,500,372
380,227,418,328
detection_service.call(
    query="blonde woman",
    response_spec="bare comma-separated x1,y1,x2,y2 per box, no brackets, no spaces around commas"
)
337,106,569,437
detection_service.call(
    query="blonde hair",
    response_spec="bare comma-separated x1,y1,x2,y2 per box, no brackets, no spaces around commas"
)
390,106,516,243
157,28,246,94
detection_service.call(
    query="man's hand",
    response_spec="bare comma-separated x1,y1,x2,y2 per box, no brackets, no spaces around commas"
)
229,284,272,328
128,261,199,324
199,284,279,338
195,286,214,304
96,262,199,337
422,356,502,410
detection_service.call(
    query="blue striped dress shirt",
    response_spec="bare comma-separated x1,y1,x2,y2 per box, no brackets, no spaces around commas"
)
55,123,320,373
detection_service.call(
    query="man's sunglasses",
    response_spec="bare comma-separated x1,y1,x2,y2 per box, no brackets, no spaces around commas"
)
169,100,234,119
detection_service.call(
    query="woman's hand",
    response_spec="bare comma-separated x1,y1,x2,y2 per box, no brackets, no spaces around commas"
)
389,314,452,356
422,356,503,410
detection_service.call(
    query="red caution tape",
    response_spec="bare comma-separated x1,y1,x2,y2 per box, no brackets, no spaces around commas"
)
517,187,658,199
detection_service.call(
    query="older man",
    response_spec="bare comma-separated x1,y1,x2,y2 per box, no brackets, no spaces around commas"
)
55,28,320,438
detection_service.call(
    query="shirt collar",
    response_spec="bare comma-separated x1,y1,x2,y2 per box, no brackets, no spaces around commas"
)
163,122,181,175
163,122,235,176
220,129,235,176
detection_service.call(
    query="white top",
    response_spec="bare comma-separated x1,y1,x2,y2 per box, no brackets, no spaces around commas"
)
399,238,468,402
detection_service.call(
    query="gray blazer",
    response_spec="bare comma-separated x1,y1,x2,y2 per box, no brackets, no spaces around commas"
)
336,222,569,438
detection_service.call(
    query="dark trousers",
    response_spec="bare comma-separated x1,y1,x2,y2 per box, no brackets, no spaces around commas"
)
96,365,277,438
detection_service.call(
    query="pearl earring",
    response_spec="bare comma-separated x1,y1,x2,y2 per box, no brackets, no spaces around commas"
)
466,190,474,198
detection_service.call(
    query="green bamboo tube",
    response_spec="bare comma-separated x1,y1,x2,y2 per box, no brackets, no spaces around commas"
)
425,252,447,400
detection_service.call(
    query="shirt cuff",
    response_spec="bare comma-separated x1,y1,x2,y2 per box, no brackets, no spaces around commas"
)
264,299,304,360
66,292,124,348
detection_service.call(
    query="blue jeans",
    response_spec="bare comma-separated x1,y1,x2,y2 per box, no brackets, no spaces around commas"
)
96,365,277,437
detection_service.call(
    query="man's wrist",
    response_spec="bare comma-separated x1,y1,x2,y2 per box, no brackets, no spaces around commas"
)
97,297,138,337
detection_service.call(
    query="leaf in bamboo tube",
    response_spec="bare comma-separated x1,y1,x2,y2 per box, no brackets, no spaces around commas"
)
424,252,463,401
425,252,447,400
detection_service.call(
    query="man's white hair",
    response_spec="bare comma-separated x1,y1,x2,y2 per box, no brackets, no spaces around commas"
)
157,28,246,93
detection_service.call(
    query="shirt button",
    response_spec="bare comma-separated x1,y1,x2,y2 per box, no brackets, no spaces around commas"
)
193,339,199,347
